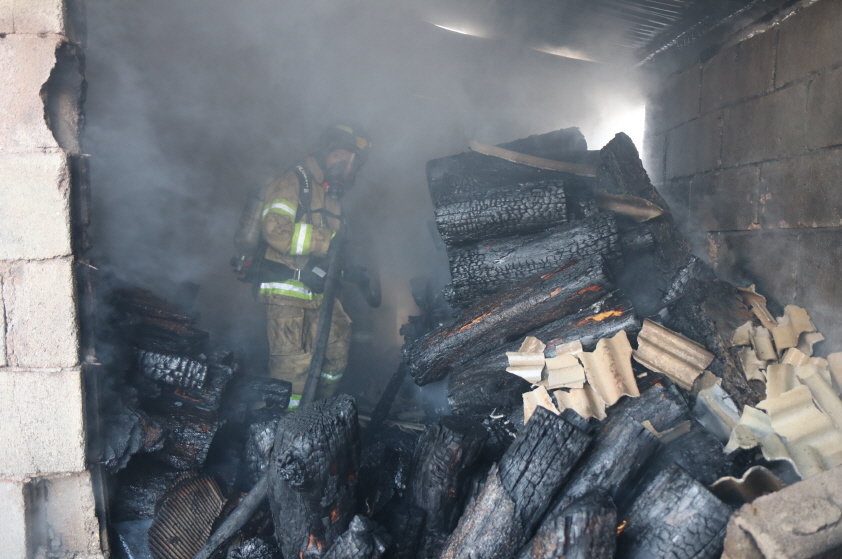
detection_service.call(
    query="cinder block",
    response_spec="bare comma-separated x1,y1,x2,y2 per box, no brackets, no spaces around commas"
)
701,29,776,112
776,0,842,86
4,258,78,368
722,83,807,166
759,148,842,228
660,176,691,227
9,0,66,35
648,65,702,133
0,277,6,368
723,464,842,559
0,152,72,260
27,472,102,557
708,230,799,305
0,368,86,476
806,65,842,149
0,35,62,152
691,165,760,232
794,228,842,351
0,1,13,34
665,111,722,179
0,479,27,559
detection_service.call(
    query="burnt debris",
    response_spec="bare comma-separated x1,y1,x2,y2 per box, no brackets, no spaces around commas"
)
106,127,842,559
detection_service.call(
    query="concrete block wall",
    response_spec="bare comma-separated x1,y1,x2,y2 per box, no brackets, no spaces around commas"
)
645,0,842,348
0,1,103,558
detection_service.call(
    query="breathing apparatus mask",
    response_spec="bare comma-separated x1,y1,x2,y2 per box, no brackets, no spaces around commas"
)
317,124,371,196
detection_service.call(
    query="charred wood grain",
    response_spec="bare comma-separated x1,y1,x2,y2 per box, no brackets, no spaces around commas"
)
617,464,732,559
611,382,689,432
136,349,207,389
550,413,659,514
446,213,620,306
435,181,567,246
448,365,532,417
409,416,488,559
516,492,616,559
225,537,278,559
439,408,594,559
148,407,220,471
406,258,612,385
427,128,589,208
597,134,693,314
323,516,389,559
665,278,763,408
645,420,734,486
268,395,360,559
450,291,637,378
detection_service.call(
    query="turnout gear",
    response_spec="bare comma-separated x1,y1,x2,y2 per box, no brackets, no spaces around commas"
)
258,155,350,407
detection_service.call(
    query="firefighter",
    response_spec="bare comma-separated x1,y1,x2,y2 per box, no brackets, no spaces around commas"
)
257,124,371,410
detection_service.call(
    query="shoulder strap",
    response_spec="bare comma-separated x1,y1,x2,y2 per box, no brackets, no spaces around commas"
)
293,165,313,222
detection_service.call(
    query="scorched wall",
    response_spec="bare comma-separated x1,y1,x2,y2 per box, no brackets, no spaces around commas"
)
644,0,842,348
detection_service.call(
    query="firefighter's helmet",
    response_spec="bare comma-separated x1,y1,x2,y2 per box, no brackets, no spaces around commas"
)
318,123,371,162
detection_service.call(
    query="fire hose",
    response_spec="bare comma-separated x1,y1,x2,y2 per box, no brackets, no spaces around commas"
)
194,229,346,559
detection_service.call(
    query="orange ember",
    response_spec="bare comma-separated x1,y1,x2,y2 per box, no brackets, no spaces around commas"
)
575,310,624,327
550,287,562,297
576,285,602,296
453,312,493,334
330,508,340,523
617,519,629,536
305,534,324,553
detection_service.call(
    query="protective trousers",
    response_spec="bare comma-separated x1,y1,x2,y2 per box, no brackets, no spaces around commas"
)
266,299,351,410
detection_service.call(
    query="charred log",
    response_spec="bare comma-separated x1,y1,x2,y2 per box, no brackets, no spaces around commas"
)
100,402,164,473
136,349,207,389
435,181,567,246
374,502,425,559
268,395,360,559
111,288,209,356
438,408,594,559
243,408,284,486
358,425,418,517
148,407,220,471
617,464,732,559
446,214,620,306
551,413,659,514
225,537,278,559
611,381,689,431
409,416,488,559
112,458,181,521
516,492,616,559
665,278,763,408
407,258,612,385
427,128,590,208
597,133,694,315
448,366,532,417
446,292,637,417
323,516,390,559
645,420,734,485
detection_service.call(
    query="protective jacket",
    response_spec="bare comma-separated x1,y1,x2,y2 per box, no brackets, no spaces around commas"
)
258,156,343,308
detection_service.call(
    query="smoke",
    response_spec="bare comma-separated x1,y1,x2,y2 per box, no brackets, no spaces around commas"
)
84,0,645,384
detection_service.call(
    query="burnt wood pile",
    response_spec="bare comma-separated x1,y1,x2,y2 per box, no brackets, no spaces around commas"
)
106,128,830,558
100,287,292,559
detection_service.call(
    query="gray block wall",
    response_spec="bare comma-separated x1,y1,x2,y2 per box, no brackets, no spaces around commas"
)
645,0,842,349
0,1,103,557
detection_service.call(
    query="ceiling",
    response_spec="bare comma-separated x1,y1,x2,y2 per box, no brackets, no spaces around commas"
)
419,0,784,64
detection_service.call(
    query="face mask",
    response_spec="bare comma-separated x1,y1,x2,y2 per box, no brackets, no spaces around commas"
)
325,152,358,191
